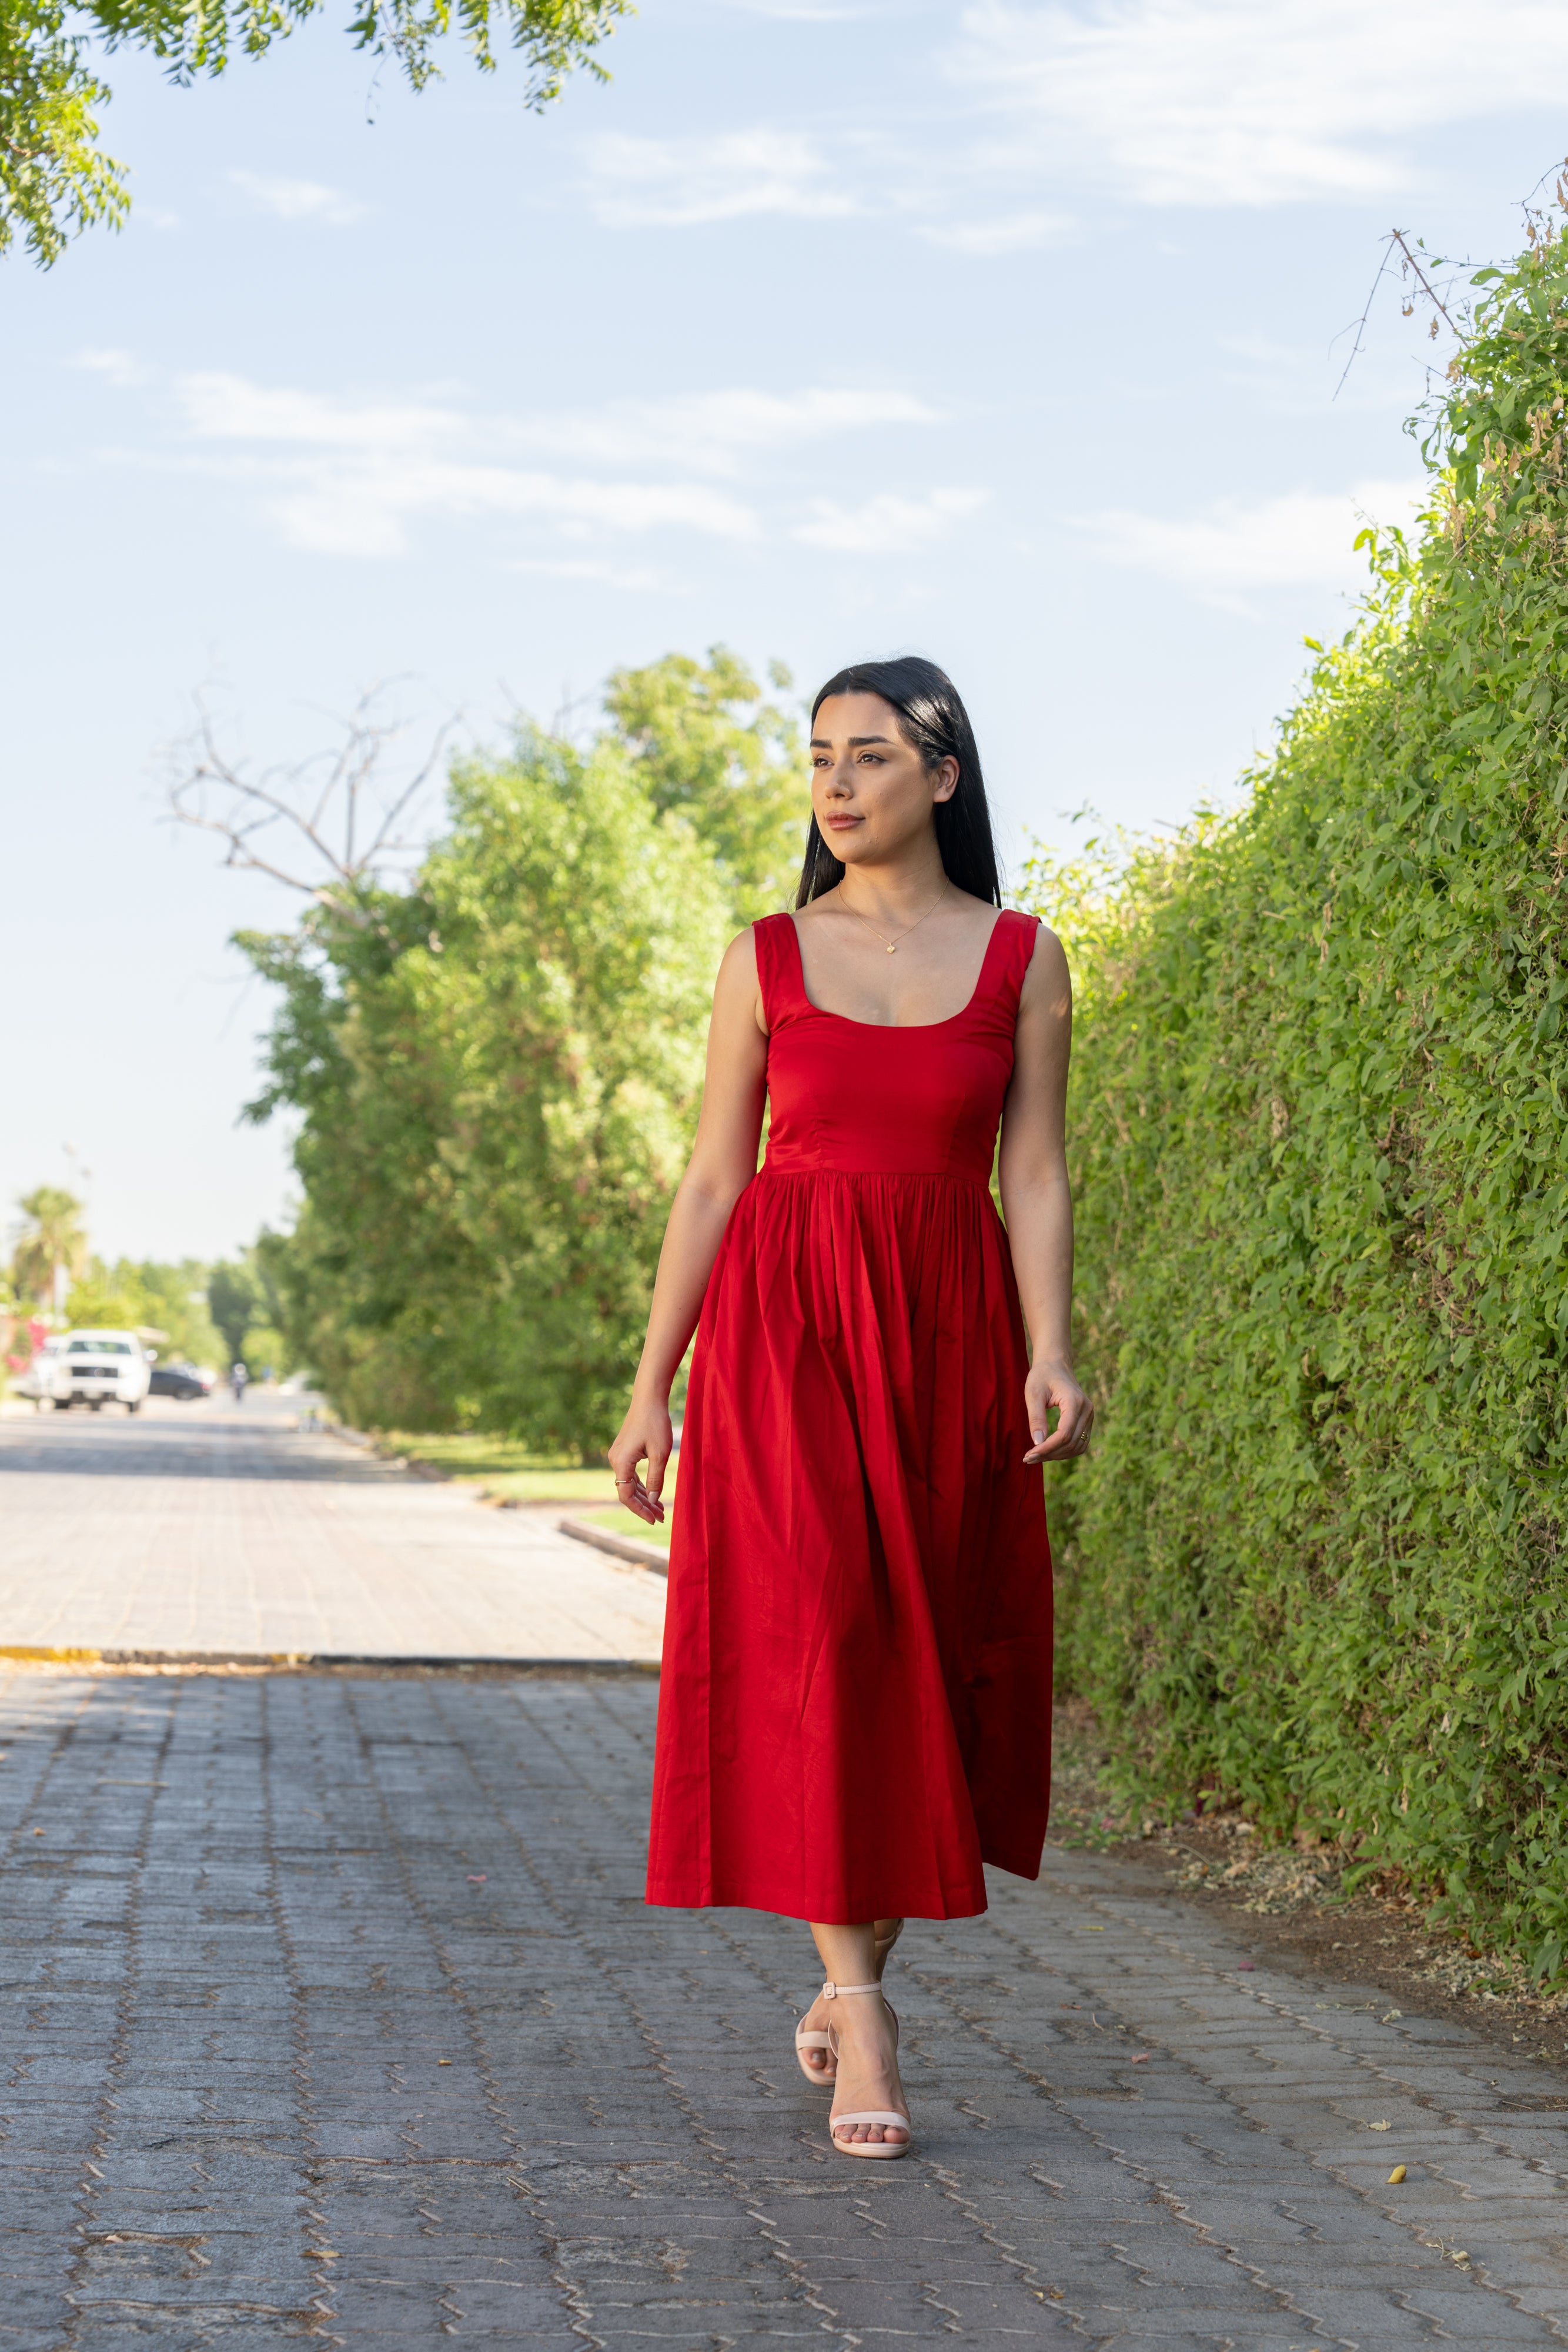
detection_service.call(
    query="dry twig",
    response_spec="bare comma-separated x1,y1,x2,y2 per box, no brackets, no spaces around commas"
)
167,687,456,924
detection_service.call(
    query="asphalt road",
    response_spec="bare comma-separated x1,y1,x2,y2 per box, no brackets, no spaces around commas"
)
0,1395,663,1663
5,1401,1568,2346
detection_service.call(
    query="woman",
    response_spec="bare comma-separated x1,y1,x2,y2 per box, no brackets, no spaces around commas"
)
609,656,1092,2160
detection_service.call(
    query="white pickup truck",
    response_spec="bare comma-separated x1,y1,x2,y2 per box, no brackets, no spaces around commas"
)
29,1329,156,1413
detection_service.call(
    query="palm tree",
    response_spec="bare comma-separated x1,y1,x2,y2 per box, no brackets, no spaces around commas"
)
12,1188,88,1313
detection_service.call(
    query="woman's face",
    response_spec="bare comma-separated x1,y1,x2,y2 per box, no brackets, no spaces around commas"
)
809,693,958,870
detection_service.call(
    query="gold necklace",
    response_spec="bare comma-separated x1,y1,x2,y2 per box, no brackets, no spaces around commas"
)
840,881,950,954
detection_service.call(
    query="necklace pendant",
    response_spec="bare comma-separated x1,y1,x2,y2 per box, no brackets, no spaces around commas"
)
886,943,897,953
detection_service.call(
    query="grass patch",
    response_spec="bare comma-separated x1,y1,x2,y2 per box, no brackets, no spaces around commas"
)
372,1431,680,1508
576,1503,673,1551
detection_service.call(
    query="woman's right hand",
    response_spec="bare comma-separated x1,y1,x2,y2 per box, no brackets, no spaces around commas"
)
608,1392,673,1525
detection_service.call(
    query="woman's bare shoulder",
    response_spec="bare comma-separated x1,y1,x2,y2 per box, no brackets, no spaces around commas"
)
716,925,761,991
1018,917,1071,1008
710,926,772,1037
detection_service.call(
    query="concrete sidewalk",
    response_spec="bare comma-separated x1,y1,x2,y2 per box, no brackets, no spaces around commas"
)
0,1398,663,1663
6,1665,1568,2348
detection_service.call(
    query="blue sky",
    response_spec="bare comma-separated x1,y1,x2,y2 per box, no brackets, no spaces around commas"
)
5,0,1567,1263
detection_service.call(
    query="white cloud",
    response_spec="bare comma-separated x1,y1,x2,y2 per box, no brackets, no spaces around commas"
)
583,123,1048,248
1078,477,1425,603
924,210,1073,254
530,385,938,469
173,373,930,466
708,0,874,16
794,487,988,552
86,360,950,560
575,0,1568,256
75,348,152,389
269,465,755,558
508,556,674,592
949,0,1568,207
228,170,370,226
584,129,862,226
644,385,935,445
158,370,760,555
176,372,459,450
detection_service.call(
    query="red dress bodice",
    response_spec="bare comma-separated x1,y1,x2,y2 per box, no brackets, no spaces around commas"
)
754,908,1040,1182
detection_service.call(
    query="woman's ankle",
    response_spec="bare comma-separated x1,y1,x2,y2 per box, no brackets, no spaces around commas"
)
831,1991,894,2047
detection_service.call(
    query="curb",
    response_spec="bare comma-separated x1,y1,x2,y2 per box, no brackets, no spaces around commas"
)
557,1515,670,1577
0,1644,658,1674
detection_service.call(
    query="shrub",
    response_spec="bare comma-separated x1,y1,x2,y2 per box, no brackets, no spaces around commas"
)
1022,222,1568,1976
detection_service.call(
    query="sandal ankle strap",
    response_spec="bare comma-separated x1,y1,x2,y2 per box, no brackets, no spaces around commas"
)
821,1980,884,2000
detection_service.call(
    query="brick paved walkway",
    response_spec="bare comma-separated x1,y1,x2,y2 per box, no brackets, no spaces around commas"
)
8,1666,1568,2349
0,1401,663,1663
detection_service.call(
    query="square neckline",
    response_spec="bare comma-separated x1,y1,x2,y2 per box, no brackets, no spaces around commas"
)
783,907,1011,1032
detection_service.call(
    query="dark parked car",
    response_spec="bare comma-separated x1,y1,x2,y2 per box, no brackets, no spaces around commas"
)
149,1364,206,1401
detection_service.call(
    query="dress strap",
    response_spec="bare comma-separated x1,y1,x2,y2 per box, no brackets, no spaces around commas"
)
975,908,1041,1030
753,911,810,1032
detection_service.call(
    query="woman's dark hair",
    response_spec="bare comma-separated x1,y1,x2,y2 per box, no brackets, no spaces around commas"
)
795,656,1001,909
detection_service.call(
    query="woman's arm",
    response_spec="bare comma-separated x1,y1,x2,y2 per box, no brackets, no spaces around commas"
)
998,926,1094,1463
607,928,770,1524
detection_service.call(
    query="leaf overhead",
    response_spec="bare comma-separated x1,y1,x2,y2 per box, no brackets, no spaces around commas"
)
1,0,629,263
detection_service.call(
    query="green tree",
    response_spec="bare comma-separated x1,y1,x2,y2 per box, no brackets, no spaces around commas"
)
244,724,732,1448
2,0,628,265
1,0,126,263
51,1261,141,1330
11,1184,86,1306
1022,219,1568,1976
110,1258,225,1365
605,647,805,919
217,654,798,1450
42,1254,228,1359
207,1260,259,1365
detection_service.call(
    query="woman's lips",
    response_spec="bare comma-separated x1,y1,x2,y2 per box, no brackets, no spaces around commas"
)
825,815,861,830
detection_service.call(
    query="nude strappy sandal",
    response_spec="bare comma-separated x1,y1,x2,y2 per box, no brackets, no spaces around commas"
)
823,1982,911,2160
794,1997,836,2084
793,1921,904,2086
794,1987,902,2083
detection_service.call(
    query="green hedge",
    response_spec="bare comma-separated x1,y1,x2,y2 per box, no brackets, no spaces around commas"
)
1024,225,1568,1977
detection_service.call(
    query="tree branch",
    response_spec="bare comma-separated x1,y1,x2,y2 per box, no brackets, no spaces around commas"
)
165,686,454,923
1334,228,1462,403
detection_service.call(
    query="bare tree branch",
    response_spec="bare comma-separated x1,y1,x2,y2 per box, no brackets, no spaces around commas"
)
1333,227,1466,403
165,687,457,926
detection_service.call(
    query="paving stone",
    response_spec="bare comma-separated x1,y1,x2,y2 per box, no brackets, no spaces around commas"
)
9,1425,1568,2340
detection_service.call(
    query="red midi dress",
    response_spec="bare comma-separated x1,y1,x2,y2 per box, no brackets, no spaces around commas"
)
646,907,1054,1924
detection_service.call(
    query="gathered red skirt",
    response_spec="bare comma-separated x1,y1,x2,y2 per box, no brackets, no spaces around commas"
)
646,1165,1054,1923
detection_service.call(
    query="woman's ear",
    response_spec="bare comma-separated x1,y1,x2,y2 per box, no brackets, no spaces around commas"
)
931,756,959,804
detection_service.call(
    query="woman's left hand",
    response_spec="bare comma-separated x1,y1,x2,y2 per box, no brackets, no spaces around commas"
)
1023,1358,1094,1462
